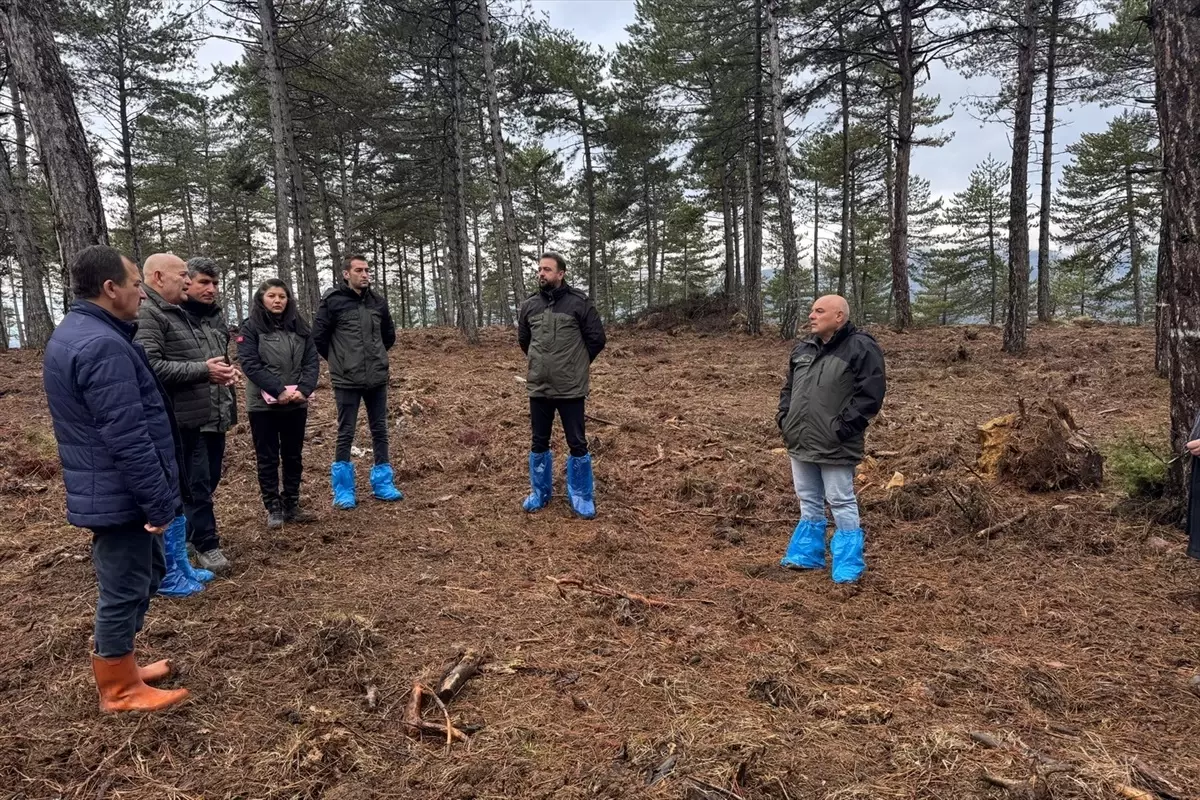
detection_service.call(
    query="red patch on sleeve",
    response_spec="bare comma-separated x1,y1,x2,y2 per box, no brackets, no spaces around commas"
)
236,336,244,343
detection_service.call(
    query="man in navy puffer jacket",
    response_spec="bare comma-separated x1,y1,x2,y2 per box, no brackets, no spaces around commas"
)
42,245,191,713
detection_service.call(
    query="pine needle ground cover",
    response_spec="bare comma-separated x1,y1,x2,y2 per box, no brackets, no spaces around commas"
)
0,324,1195,799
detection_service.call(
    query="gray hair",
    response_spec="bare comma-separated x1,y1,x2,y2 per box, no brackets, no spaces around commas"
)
187,256,219,280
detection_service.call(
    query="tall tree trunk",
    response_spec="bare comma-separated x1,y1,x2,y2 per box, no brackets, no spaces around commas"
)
767,0,800,338
477,0,524,315
447,0,478,343
1036,0,1061,323
257,0,293,284
397,243,409,328
578,97,599,302
471,198,484,328
116,64,143,264
645,168,658,308
813,179,820,297
418,240,429,327
721,166,736,300
291,157,319,313
316,168,342,285
1,82,52,346
0,0,108,263
988,207,998,326
1004,0,1037,354
838,18,852,289
0,141,53,346
1156,211,1170,377
1151,0,1200,497
746,0,765,335
1124,165,1144,325
888,0,914,331
0,272,10,351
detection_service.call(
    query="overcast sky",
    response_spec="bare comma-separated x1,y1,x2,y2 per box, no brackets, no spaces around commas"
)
194,0,1128,202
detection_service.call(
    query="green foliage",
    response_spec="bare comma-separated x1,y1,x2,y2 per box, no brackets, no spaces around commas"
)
1105,433,1168,498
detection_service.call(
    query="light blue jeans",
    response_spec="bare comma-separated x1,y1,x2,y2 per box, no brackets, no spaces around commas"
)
790,457,861,531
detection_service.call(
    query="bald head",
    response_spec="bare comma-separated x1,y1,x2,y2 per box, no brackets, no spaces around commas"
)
143,253,191,304
810,294,850,342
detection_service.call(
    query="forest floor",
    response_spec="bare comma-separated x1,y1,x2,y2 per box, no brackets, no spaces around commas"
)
1,321,1198,800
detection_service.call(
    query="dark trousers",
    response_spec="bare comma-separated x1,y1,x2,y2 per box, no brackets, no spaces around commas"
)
249,407,309,511
180,428,225,552
530,397,588,457
90,524,166,658
335,385,389,464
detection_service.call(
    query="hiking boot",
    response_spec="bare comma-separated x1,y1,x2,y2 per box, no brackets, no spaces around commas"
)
266,509,285,529
283,504,317,524
196,547,231,574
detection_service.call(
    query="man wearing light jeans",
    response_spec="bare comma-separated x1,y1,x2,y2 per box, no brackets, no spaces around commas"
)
776,295,886,583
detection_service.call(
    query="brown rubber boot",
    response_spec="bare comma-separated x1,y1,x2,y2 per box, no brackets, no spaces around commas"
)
92,653,189,712
138,659,173,684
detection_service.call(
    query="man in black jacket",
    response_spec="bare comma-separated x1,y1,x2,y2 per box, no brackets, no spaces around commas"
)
312,254,403,509
776,295,885,584
137,253,236,588
517,252,606,518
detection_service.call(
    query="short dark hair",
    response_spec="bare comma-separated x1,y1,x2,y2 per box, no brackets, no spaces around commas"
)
540,251,566,272
343,254,368,271
71,245,129,300
187,256,219,280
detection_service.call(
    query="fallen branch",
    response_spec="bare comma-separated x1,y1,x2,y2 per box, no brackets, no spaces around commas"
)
1114,784,1157,800
981,772,1035,793
585,413,617,426
975,510,1031,540
436,650,484,702
1130,757,1184,799
635,444,666,469
548,575,681,608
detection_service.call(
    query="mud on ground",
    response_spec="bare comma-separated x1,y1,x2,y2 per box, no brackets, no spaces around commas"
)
0,323,1197,799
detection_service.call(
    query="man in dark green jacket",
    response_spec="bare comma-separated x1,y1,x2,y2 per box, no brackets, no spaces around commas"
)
180,257,237,560
312,254,402,509
776,295,885,584
517,251,606,518
137,253,237,591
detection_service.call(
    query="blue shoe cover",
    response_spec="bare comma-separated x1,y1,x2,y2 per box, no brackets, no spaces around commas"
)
831,528,866,583
522,451,553,512
332,461,357,509
157,517,204,598
174,525,214,583
566,454,596,519
370,464,404,501
780,519,826,569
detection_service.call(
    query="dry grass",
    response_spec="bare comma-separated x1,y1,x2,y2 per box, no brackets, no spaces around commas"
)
0,323,1197,799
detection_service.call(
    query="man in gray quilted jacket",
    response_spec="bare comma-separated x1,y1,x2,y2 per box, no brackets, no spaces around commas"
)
137,253,237,583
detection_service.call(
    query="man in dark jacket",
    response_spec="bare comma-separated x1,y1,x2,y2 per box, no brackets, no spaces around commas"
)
517,251,606,518
180,256,237,560
43,245,190,713
312,254,403,509
776,295,885,583
137,252,236,586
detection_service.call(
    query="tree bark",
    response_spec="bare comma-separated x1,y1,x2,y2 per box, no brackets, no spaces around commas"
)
257,0,294,286
721,165,736,300
316,167,342,285
838,17,852,291
578,96,599,302
1124,166,1144,325
888,0,915,332
1151,0,1200,497
0,0,108,264
745,0,765,335
767,0,800,338
447,0,478,343
477,0,524,315
1,81,53,347
1004,0,1037,354
1036,0,1061,323
645,167,659,308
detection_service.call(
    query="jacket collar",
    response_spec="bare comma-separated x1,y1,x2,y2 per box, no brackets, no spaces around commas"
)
142,284,184,314
181,296,220,319
539,281,569,302
71,300,138,340
811,321,856,351
337,282,376,302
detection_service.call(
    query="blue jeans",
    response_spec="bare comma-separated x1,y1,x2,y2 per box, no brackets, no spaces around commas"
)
790,457,860,531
